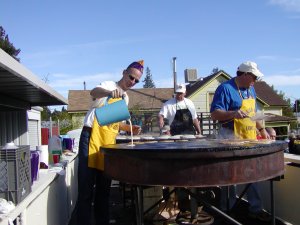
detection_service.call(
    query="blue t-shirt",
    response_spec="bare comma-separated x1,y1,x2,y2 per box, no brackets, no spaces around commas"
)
210,78,257,129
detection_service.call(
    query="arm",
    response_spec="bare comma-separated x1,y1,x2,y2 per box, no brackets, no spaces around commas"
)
119,122,141,135
90,86,124,99
157,114,165,130
256,121,270,139
90,86,112,99
193,118,201,135
211,109,248,121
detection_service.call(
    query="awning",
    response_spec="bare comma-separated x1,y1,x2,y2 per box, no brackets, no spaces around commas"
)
0,49,68,111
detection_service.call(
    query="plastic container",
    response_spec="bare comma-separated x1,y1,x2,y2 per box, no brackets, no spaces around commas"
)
48,136,62,163
0,145,32,205
36,145,49,168
95,97,130,126
30,150,40,183
62,138,74,151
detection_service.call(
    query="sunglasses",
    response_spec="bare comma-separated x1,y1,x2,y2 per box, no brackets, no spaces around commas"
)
128,74,139,83
247,73,257,81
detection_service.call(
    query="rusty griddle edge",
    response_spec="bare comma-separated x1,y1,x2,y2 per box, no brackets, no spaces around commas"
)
101,141,286,187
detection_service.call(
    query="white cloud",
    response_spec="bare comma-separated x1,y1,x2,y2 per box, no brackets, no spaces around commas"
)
269,0,300,12
48,72,120,90
264,74,300,86
257,55,279,60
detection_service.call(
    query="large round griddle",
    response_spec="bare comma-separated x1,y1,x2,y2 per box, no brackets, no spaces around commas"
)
101,139,287,187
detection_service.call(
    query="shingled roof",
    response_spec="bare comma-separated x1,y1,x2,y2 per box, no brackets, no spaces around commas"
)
254,81,288,106
68,90,92,112
67,88,174,113
127,88,174,110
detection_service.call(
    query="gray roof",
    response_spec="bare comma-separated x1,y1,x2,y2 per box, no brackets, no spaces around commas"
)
0,49,68,110
67,88,174,113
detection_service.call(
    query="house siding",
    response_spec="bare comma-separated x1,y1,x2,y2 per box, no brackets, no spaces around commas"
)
190,76,228,113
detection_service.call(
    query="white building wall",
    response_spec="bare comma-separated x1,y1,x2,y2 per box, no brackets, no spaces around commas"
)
27,106,42,149
0,111,28,146
189,76,228,113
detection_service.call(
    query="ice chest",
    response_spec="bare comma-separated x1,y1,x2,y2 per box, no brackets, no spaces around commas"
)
0,145,32,205
95,97,130,126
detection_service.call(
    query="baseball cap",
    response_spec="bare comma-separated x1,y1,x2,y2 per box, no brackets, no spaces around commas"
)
175,83,186,93
237,61,264,78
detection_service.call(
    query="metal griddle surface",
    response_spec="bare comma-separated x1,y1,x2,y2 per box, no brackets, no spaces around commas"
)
102,139,287,159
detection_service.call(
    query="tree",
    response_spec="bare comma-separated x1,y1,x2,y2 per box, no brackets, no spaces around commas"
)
0,26,21,61
143,67,156,88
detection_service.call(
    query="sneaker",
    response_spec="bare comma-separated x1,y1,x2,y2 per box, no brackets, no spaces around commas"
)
176,210,214,225
191,210,214,225
175,211,191,223
248,210,272,222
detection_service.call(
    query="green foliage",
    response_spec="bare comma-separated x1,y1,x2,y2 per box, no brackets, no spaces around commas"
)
42,106,74,134
0,26,21,61
41,106,52,120
270,84,298,129
143,67,156,88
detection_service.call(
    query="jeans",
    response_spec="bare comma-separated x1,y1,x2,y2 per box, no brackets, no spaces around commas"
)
220,183,262,213
177,188,198,218
77,128,112,225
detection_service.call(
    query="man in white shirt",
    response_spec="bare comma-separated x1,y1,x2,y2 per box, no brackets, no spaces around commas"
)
158,83,201,135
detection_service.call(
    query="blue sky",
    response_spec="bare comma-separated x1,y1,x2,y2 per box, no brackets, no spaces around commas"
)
1,0,300,106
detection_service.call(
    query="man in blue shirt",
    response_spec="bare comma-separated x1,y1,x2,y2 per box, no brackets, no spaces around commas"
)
210,61,271,222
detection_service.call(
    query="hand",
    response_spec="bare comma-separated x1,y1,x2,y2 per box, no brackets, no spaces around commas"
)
111,87,124,98
260,128,270,139
234,110,248,119
131,125,142,135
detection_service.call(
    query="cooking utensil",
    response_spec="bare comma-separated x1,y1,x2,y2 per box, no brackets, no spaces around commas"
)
249,112,274,121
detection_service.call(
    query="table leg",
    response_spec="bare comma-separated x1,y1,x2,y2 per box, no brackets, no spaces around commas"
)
270,180,275,225
134,185,144,225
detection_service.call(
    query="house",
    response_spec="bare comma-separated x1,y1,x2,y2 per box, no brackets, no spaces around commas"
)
67,70,295,137
0,48,68,147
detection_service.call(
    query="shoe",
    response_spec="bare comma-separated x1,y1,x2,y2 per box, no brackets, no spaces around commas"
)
248,210,272,222
191,210,214,225
176,210,214,225
175,211,191,223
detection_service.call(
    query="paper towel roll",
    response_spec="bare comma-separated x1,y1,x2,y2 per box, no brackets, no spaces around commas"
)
36,145,49,167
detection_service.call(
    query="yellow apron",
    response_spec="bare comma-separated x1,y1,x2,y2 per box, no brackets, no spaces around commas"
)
234,81,256,140
88,98,120,171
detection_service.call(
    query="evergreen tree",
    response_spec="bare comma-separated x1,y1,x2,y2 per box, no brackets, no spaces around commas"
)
0,26,21,61
143,67,156,88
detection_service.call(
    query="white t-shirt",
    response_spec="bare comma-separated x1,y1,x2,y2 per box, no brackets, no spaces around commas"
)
83,81,129,127
158,97,198,125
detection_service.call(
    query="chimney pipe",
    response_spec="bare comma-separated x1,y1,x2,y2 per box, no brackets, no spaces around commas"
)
173,57,177,93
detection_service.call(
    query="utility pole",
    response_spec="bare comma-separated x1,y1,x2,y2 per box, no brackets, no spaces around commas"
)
173,57,177,93
296,99,299,131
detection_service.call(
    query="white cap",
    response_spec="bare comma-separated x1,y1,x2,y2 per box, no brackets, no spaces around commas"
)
237,61,264,78
175,83,186,93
